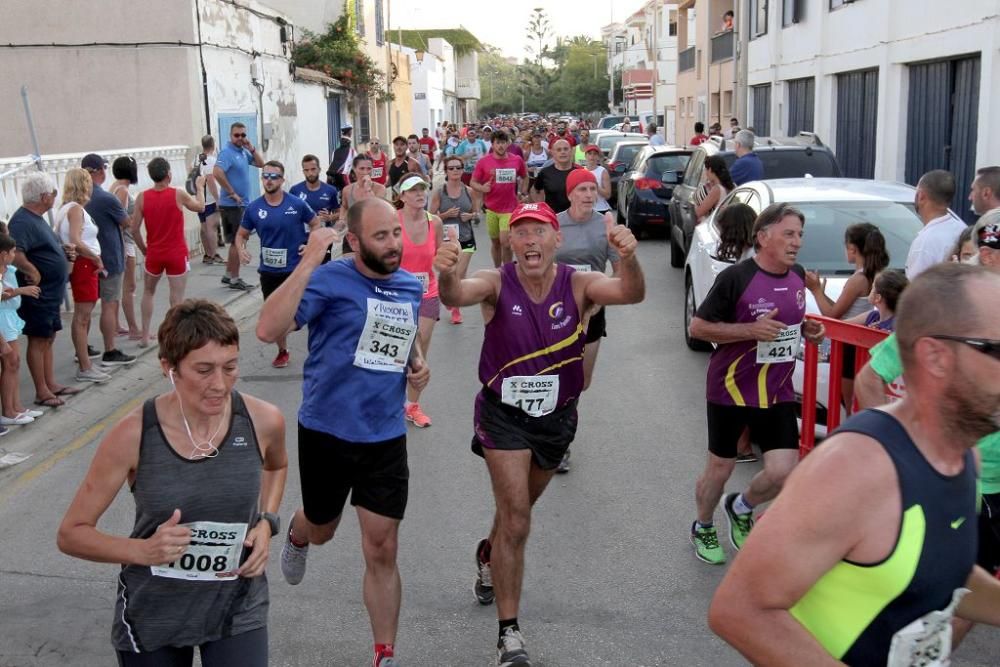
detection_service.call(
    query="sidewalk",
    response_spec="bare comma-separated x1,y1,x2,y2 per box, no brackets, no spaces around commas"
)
1,241,262,457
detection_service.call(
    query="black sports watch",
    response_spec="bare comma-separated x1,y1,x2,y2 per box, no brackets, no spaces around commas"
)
259,512,280,537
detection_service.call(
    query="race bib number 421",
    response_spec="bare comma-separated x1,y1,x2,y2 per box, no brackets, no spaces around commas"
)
354,298,417,372
150,521,248,582
756,323,801,364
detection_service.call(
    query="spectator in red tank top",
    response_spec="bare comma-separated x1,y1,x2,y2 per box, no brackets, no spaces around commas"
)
131,158,206,349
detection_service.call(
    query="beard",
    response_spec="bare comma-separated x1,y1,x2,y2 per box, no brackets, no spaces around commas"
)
942,373,1000,443
359,240,400,275
306,174,319,184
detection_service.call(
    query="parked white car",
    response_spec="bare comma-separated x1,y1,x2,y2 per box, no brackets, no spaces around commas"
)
682,178,924,420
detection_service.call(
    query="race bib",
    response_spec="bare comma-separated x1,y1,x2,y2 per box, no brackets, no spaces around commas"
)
414,272,429,294
887,588,968,667
501,375,559,417
371,167,384,179
495,168,517,184
261,247,287,268
150,521,247,582
756,323,801,364
444,223,460,242
354,298,417,372
569,264,592,273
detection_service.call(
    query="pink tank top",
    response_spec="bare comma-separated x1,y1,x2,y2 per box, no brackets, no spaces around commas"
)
399,210,438,299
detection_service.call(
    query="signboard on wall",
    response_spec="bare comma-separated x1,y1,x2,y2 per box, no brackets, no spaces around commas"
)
415,92,426,100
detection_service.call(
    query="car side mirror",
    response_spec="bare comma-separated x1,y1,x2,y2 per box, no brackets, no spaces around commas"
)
614,164,627,174
661,171,679,184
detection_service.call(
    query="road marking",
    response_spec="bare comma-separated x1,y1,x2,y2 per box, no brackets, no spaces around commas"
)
0,386,155,505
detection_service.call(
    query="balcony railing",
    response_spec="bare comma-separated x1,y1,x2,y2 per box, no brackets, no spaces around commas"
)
456,77,481,100
679,46,696,72
1,146,189,222
711,30,734,63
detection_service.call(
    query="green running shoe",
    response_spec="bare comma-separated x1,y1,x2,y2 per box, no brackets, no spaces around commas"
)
690,522,726,565
722,493,754,550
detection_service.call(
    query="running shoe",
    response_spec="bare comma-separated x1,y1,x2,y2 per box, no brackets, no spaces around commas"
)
556,450,571,474
375,658,400,667
474,538,495,605
280,522,309,585
450,307,463,325
0,413,33,425
690,522,726,565
405,403,431,428
228,278,255,291
735,452,758,463
76,367,111,383
101,349,137,366
22,409,43,418
721,493,754,551
221,275,232,285
272,349,290,368
0,426,8,437
74,345,102,362
497,628,531,666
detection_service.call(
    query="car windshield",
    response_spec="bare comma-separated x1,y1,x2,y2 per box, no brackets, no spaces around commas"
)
600,116,627,129
599,134,644,151
722,150,841,178
793,200,922,273
649,154,690,175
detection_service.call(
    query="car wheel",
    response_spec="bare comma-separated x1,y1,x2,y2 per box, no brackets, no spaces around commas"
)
670,223,686,268
685,274,712,352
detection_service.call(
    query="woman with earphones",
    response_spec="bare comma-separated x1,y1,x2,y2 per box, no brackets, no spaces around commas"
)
57,299,288,666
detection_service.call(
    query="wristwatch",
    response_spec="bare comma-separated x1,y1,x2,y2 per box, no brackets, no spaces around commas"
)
259,512,280,537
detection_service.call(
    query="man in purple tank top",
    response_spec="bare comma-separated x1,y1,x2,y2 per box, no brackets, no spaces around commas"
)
435,201,645,666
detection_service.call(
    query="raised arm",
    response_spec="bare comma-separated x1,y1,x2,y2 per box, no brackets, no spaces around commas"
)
806,270,866,320
177,176,206,213
580,215,645,307
434,232,498,308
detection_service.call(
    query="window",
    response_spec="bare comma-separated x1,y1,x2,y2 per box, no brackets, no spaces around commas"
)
750,0,768,38
358,98,371,143
830,0,857,9
374,0,384,44
669,10,678,36
723,90,733,116
355,0,365,37
783,0,804,25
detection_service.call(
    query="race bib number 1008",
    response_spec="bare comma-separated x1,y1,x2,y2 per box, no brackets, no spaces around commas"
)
354,299,417,372
150,521,247,582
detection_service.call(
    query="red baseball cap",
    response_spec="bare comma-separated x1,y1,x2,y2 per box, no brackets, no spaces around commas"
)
565,168,597,195
584,144,601,154
509,202,560,230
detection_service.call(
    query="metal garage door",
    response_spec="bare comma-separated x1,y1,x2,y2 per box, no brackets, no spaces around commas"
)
751,84,771,137
905,55,980,221
835,69,879,179
787,77,815,136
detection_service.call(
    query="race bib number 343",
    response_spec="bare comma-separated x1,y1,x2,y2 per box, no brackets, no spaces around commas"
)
150,521,247,582
756,323,801,364
354,298,417,372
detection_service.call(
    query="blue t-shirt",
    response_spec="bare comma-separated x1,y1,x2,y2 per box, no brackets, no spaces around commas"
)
289,181,340,222
240,193,315,274
730,152,765,186
8,207,68,308
215,142,254,206
294,258,423,443
85,185,129,275
456,139,488,174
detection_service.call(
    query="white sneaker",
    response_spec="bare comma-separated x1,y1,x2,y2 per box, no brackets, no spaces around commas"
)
280,522,309,585
75,368,111,383
497,628,531,666
0,413,33,425
22,409,43,418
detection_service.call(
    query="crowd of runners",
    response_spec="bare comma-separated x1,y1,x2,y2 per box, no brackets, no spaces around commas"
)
0,113,986,666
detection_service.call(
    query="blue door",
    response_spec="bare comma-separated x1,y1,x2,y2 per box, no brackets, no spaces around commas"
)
327,95,342,163
217,112,261,200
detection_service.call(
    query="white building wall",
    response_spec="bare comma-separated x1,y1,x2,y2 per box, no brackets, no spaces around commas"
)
291,81,332,170
409,51,446,139
747,0,1000,182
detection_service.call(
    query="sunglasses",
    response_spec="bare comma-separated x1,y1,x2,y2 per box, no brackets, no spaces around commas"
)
929,335,1000,362
262,173,283,180
233,133,247,138
446,165,463,170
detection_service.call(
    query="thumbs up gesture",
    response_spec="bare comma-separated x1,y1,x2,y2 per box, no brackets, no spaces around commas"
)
143,509,192,566
605,212,638,261
434,225,462,274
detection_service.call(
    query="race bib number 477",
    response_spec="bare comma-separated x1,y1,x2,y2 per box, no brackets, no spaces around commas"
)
150,521,248,582
354,298,417,372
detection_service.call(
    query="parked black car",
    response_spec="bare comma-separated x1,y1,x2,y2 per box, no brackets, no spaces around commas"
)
606,141,650,210
617,146,692,235
667,132,842,267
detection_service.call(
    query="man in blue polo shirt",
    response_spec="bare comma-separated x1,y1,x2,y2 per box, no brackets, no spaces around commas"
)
730,129,764,186
237,160,316,368
289,154,340,227
213,121,264,291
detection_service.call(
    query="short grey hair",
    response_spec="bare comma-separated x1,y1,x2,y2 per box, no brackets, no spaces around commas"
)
21,171,56,204
734,129,756,150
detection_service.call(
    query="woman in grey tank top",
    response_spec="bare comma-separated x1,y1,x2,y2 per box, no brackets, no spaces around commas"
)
111,156,142,340
58,300,288,666
431,155,478,324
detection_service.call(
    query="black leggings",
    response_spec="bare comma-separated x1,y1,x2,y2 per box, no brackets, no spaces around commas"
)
116,627,267,667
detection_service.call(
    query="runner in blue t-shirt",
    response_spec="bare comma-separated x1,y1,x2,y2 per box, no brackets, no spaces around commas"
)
256,197,429,667
288,154,340,227
237,160,317,369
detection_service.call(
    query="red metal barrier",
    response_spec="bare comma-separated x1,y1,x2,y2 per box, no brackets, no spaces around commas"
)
799,314,890,456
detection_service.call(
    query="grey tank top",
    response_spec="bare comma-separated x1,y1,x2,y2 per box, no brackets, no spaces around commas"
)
111,183,136,242
112,392,268,653
438,185,473,243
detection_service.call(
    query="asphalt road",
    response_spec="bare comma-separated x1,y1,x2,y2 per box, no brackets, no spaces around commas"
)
0,238,995,666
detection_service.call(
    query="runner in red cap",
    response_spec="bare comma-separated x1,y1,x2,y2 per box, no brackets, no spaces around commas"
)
435,201,645,666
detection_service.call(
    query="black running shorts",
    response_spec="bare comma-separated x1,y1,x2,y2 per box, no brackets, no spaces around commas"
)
978,492,1000,575
706,401,799,459
258,271,290,300
584,307,607,344
471,389,578,470
297,423,409,522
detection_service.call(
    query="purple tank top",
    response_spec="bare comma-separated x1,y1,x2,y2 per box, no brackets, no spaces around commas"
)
479,263,585,408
